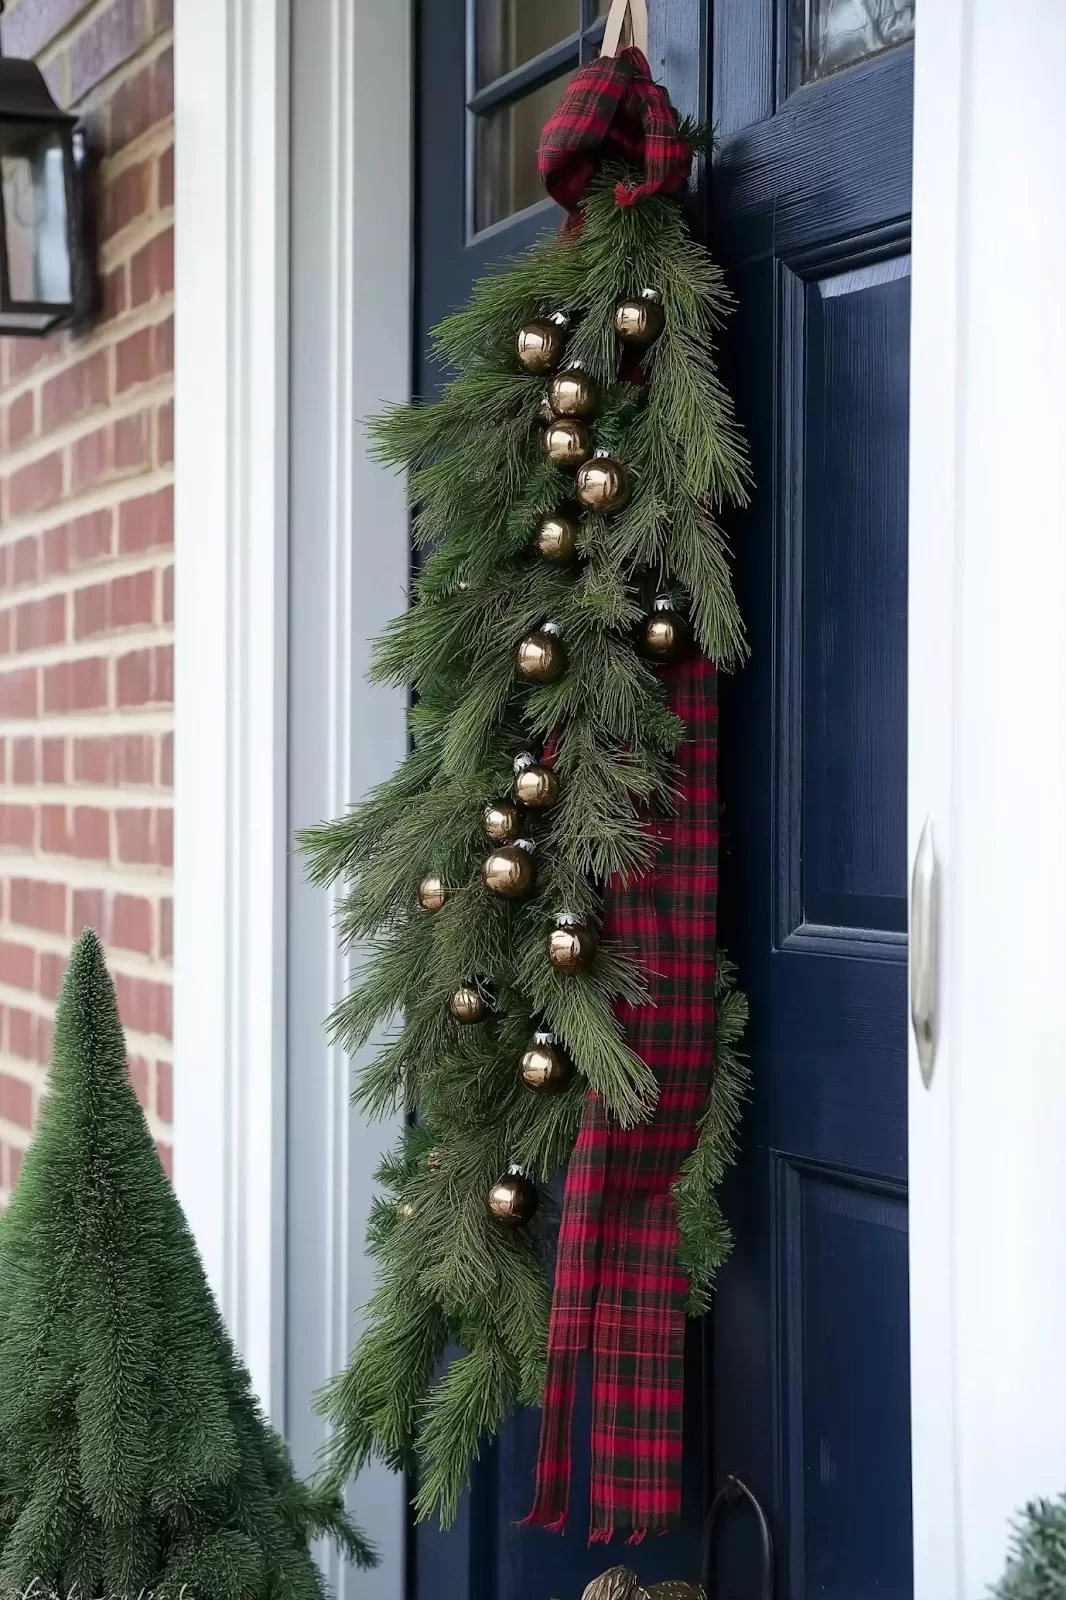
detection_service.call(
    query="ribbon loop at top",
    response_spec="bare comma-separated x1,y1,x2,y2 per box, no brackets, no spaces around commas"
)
600,0,649,57
537,46,692,213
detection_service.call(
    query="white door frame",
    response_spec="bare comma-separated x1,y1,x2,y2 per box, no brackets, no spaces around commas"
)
908,3,1066,1595
173,2,409,1595
175,3,1066,1597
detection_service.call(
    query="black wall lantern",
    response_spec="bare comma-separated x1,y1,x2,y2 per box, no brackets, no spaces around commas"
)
0,17,98,337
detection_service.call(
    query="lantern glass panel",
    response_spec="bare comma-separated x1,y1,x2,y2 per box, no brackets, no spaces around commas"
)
1,123,72,308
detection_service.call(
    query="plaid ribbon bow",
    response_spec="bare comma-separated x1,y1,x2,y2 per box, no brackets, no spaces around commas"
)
525,657,719,1541
538,46,693,212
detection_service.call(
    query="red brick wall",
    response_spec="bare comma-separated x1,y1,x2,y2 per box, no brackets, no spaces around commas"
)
0,0,173,1196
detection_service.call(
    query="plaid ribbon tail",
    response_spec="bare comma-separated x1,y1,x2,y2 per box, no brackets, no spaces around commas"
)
528,660,719,1543
523,1101,609,1531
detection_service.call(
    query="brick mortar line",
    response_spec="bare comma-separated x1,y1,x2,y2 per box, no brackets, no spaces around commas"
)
0,710,171,737
0,787,172,809
0,472,175,546
0,625,174,673
1,374,174,476
34,0,172,91
0,531,172,577
0,555,174,613
0,862,172,894
0,925,171,973
98,204,174,277
0,857,173,887
99,112,176,192
0,286,175,410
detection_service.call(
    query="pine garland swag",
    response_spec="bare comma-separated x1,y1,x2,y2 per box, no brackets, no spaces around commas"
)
0,930,374,1600
301,140,750,1527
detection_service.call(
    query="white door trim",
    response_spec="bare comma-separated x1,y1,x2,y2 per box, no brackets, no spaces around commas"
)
909,5,1066,1595
173,22,412,1600
173,0,291,1421
284,4,410,1597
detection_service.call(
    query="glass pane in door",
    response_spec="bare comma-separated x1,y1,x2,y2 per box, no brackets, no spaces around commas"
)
474,71,571,231
476,0,578,87
800,0,915,82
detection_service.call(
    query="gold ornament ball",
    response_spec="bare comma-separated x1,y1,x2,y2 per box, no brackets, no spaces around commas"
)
516,628,567,685
520,1037,574,1093
483,844,537,900
517,318,567,374
417,873,448,913
581,1568,642,1600
482,799,521,844
614,291,666,349
513,762,559,809
450,982,489,1024
642,607,692,664
548,921,598,973
546,367,598,419
576,454,630,515
487,1171,539,1229
534,509,580,564
544,417,592,472
426,1147,446,1173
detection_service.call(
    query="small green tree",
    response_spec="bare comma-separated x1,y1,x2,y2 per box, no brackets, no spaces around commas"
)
994,1496,1066,1598
0,929,373,1600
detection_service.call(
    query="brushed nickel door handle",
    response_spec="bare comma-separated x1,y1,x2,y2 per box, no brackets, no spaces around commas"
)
910,815,939,1088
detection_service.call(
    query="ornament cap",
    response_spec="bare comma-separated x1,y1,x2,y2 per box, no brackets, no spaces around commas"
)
547,310,570,328
533,1029,559,1045
653,594,675,611
640,287,663,303
513,751,537,773
515,837,536,854
555,909,582,926
541,619,562,637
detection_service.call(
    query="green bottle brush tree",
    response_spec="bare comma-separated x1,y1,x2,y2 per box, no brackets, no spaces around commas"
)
0,930,374,1600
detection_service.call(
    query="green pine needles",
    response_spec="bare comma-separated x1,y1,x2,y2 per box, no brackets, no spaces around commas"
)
0,930,374,1600
301,166,750,1527
994,1495,1066,1598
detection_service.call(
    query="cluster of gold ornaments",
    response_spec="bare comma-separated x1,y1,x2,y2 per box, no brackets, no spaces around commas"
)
422,295,674,1234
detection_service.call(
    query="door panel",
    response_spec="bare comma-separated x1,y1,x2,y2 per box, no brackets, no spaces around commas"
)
712,8,913,1597
799,260,909,942
778,1159,911,1600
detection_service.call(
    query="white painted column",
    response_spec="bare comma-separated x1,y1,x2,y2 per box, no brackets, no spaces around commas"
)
172,0,291,1422
909,4,1066,1594
285,3,409,1598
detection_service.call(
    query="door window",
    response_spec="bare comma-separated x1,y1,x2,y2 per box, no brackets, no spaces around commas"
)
796,0,915,83
471,0,609,233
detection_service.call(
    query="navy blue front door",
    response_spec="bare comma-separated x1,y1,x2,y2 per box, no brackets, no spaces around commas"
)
412,5,913,1597
711,5,913,1597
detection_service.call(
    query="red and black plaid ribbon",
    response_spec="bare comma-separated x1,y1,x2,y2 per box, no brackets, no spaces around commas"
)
538,46,692,213
526,658,719,1540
